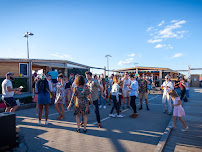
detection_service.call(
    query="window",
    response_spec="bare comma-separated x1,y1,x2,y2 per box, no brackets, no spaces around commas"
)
19,63,28,76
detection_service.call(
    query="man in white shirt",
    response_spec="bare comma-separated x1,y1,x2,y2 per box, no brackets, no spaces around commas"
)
128,74,139,118
1,72,22,112
122,72,131,109
161,75,174,115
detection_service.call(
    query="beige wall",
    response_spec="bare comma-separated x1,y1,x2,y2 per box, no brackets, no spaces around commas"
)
0,62,19,77
0,62,29,77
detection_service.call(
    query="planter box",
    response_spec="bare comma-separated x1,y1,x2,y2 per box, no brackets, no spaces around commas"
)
0,103,5,108
0,103,36,113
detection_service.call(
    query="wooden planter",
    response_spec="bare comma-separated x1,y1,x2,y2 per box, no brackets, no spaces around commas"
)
0,103,5,108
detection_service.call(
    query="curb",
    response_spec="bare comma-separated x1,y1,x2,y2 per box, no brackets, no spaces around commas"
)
154,117,173,152
154,100,186,152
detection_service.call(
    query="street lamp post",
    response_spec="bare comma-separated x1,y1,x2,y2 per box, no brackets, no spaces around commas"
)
23,32,34,59
105,54,112,76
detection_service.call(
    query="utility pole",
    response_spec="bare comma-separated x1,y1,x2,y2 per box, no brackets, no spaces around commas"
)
23,32,34,59
105,55,112,76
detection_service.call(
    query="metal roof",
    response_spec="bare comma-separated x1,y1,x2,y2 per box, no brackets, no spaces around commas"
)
115,66,172,72
0,58,90,69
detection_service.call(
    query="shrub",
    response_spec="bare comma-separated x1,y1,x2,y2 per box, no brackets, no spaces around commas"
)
17,96,33,104
0,78,28,93
0,96,33,106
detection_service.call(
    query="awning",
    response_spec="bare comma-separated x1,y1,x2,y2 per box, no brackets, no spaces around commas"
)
33,62,88,69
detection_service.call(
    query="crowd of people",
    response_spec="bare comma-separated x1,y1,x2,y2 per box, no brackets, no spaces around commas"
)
1,69,189,133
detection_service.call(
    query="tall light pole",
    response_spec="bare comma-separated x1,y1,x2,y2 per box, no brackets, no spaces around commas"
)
23,32,34,59
105,54,112,76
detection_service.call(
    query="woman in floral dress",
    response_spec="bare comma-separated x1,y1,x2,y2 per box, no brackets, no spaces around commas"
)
55,74,65,120
67,75,92,133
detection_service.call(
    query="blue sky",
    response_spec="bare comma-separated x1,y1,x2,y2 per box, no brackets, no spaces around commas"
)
0,0,202,75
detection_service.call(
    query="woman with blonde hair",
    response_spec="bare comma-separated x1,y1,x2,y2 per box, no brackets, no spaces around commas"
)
109,76,123,118
169,89,188,132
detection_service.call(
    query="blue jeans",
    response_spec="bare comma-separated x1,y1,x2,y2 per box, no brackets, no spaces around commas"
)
99,93,106,106
186,90,189,98
93,100,101,123
110,95,120,115
174,88,181,96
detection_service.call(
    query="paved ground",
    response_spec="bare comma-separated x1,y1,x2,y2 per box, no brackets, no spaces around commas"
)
14,93,172,152
163,88,202,152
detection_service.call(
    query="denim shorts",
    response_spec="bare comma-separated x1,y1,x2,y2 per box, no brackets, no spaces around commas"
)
2,97,17,108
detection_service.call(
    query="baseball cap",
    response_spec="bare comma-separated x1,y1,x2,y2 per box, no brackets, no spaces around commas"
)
6,72,14,76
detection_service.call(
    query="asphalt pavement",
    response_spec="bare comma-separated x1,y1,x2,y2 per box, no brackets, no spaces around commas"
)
15,93,172,152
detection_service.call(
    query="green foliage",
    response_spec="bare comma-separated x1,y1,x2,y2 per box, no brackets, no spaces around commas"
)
0,78,28,93
17,96,33,104
68,69,88,77
0,96,33,105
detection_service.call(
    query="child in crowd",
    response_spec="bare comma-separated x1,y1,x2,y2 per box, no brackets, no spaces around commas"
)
169,89,189,132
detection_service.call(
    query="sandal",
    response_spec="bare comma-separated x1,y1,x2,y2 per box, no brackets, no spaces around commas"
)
60,115,65,120
57,115,62,120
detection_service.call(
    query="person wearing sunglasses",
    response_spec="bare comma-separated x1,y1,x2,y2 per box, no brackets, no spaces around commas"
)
161,75,174,115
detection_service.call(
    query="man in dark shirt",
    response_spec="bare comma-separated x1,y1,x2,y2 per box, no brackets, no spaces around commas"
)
174,77,181,96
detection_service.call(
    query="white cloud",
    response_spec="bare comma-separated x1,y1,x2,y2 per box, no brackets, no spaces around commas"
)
158,20,187,39
147,20,187,46
50,53,73,60
170,20,179,23
171,53,183,58
118,58,134,65
155,44,173,49
147,26,154,32
148,39,162,43
176,30,187,39
128,53,135,57
158,20,165,26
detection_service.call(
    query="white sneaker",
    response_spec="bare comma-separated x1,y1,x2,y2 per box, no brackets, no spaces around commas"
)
99,105,102,109
117,114,124,118
109,114,115,118
45,121,49,125
38,121,41,126
181,127,189,132
103,106,106,109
